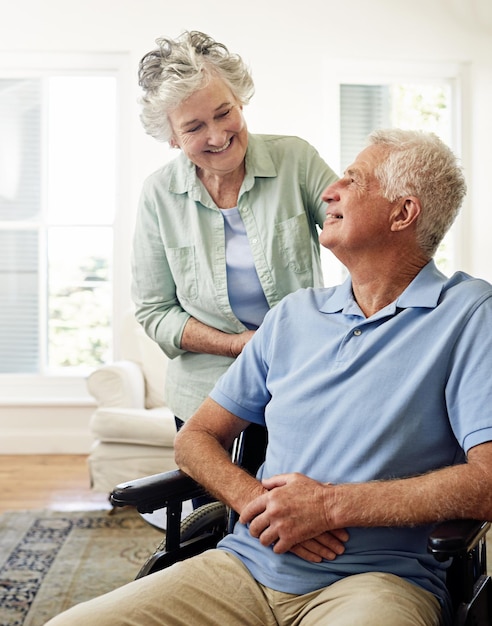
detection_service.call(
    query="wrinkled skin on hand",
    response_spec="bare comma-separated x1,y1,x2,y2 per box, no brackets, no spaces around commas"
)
239,473,349,562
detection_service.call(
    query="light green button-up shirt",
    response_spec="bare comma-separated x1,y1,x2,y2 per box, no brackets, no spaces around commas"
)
131,133,338,419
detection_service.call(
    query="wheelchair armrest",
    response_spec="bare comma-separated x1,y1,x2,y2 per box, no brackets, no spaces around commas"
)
110,469,207,514
428,519,490,561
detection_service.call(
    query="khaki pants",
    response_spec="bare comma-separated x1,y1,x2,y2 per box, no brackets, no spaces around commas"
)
45,549,442,626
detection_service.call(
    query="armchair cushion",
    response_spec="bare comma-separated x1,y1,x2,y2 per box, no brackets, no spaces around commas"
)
87,361,146,408
134,325,168,409
86,311,176,493
90,406,176,447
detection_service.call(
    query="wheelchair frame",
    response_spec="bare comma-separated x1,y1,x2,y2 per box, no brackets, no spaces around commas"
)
110,424,492,625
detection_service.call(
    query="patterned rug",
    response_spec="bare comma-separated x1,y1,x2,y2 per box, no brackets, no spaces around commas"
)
0,508,163,626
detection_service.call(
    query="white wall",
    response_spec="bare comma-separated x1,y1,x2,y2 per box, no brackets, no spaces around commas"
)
1,0,491,453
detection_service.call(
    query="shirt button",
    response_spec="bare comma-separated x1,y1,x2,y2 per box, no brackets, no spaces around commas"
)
251,238,258,244
353,329,362,336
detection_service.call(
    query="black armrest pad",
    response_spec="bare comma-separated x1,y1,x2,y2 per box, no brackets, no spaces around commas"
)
110,469,207,512
428,519,490,558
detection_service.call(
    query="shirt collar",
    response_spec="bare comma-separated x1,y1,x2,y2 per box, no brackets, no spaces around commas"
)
320,260,447,318
244,134,278,176
167,133,277,199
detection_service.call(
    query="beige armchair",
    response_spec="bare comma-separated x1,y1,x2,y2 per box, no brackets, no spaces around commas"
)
87,314,177,493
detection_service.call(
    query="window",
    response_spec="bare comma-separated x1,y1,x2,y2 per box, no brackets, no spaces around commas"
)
321,60,466,284
0,53,126,383
340,83,453,168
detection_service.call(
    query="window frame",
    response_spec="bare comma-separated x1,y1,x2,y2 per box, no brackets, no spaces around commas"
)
320,58,471,278
0,51,131,402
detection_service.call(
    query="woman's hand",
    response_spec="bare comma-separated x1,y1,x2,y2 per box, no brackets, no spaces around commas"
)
181,318,255,358
228,330,255,357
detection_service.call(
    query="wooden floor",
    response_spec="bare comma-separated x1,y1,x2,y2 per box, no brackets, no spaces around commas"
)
0,455,112,513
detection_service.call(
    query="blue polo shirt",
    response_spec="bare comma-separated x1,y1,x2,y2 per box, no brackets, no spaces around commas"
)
211,260,492,613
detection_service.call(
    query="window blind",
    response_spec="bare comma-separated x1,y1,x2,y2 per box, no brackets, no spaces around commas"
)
0,80,41,373
340,84,390,169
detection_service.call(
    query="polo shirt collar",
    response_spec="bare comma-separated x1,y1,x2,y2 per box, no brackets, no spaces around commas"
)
321,260,447,318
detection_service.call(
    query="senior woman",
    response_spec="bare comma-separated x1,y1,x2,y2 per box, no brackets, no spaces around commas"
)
132,31,338,427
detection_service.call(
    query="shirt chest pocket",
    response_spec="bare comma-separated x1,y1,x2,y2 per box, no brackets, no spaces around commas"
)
275,213,313,273
166,245,198,301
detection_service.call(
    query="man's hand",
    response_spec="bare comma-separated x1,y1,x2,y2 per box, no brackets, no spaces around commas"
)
287,529,349,562
239,473,348,562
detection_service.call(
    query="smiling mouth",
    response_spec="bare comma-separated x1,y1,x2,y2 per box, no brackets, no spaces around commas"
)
326,213,343,219
208,138,232,153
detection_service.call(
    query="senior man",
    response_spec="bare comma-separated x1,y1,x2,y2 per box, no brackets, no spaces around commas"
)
46,130,492,626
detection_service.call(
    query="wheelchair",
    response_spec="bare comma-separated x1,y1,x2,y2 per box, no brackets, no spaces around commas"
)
110,423,492,626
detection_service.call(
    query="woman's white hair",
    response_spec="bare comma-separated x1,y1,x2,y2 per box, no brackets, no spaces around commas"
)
138,31,255,143
369,129,467,257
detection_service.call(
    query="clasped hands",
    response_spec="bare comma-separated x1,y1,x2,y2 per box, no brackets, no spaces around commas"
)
239,473,349,563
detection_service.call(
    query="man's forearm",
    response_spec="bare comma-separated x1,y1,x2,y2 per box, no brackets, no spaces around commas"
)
174,400,265,513
179,433,263,511
327,449,492,529
243,443,492,555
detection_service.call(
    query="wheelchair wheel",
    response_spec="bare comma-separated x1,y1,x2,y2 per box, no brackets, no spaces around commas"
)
136,502,228,578
151,501,227,553
180,501,227,542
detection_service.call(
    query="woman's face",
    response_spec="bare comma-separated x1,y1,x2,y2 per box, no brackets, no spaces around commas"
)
168,75,248,179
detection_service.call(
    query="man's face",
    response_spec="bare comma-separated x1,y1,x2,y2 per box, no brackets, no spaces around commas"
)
319,145,396,259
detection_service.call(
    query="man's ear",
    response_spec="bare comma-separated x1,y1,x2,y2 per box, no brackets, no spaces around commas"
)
391,196,422,232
